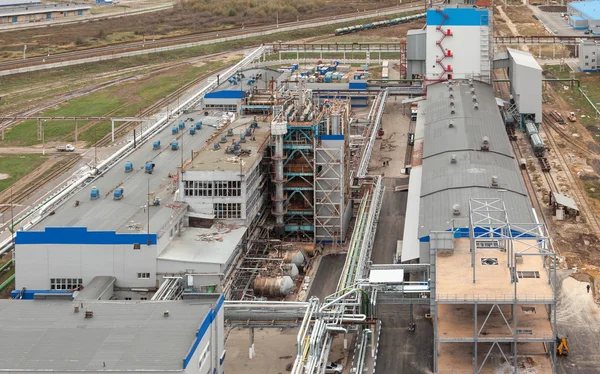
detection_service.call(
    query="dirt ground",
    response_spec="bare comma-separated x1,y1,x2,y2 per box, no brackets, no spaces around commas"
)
0,0,405,57
322,18,426,43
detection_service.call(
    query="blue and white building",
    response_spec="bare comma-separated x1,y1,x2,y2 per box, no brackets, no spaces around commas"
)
568,0,600,33
425,7,491,83
0,297,226,374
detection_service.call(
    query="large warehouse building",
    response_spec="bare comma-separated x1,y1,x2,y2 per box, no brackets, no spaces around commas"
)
0,297,226,373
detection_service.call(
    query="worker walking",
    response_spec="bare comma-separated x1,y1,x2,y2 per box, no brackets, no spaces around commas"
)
587,284,591,293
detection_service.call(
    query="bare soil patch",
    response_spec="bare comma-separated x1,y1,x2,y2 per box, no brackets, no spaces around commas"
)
0,174,9,181
538,5,567,13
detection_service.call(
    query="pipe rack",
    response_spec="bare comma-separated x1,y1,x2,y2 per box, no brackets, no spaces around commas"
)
0,45,266,257
356,89,388,178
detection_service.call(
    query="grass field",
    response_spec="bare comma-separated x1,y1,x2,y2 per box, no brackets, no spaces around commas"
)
0,154,48,193
1,60,226,147
0,0,414,59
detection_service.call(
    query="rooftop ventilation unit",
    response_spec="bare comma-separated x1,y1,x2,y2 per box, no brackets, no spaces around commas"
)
449,93,454,99
472,95,477,102
471,87,475,94
474,103,479,110
451,109,456,115
451,154,457,163
85,311,94,319
453,204,460,215
449,120,454,128
449,99,455,107
449,86,453,92
491,176,499,186
481,136,489,151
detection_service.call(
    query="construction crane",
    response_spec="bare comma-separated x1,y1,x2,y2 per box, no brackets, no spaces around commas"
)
557,335,569,356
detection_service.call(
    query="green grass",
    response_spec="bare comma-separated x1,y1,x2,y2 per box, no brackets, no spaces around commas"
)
0,154,48,193
2,60,227,147
90,5,128,15
584,180,600,202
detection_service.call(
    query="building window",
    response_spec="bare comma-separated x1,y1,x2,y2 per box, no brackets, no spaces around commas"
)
214,203,241,219
593,59,596,63
141,297,147,300
184,180,213,197
585,55,589,59
12,16,17,22
46,12,51,19
137,273,151,279
214,180,241,197
586,62,589,66
64,12,67,16
125,297,132,300
199,342,210,368
78,10,83,15
133,243,141,250
50,278,83,290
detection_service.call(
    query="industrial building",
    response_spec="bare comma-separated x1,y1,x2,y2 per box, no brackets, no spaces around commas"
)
424,7,492,83
0,297,225,373
407,80,557,372
578,38,600,71
568,0,600,33
0,3,90,24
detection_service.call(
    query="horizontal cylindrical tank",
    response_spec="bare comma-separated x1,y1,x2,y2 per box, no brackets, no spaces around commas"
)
283,250,305,267
253,276,294,297
296,243,317,256
281,263,299,279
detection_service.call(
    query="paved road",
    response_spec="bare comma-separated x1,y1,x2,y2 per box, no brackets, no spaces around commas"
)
530,5,588,37
375,304,433,374
308,254,345,300
370,178,408,264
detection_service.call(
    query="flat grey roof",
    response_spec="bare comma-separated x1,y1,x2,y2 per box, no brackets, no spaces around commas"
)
74,276,115,300
418,81,535,238
553,192,578,211
32,111,221,234
0,300,214,371
186,116,271,173
158,225,247,266
0,3,90,16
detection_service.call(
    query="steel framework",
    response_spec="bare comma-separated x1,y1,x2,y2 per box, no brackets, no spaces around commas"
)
431,198,557,374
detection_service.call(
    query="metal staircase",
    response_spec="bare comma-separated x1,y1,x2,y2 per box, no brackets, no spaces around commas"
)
479,11,491,83
434,8,453,80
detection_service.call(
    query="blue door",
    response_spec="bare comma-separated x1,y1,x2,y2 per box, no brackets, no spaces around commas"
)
12,16,17,22
78,10,83,15
46,13,51,19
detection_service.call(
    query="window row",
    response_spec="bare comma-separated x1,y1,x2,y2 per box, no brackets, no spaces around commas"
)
214,203,241,219
184,180,242,197
50,278,83,290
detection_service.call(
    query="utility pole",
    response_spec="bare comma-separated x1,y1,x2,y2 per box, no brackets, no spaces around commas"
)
23,44,26,60
10,186,14,247
147,178,151,246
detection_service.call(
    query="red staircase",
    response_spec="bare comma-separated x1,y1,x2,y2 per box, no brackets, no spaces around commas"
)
434,8,453,80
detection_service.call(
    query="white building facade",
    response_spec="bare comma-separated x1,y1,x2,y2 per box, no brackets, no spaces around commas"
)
425,8,491,83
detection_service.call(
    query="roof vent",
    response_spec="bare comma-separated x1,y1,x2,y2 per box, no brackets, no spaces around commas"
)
481,136,489,151
85,311,94,319
449,93,454,99
474,103,479,110
449,86,453,92
451,154,457,163
450,109,456,115
471,87,475,94
164,310,170,317
453,204,460,215
472,95,477,102
449,99,455,107
449,120,454,128
491,176,499,186
74,306,80,313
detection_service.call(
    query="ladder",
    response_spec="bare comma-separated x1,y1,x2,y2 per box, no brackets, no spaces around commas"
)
479,12,491,83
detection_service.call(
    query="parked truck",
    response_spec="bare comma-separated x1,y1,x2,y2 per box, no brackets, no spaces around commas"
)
113,188,124,200
56,144,75,152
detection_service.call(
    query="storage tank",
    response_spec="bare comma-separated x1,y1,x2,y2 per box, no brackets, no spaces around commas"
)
253,276,294,297
281,263,299,279
283,250,305,267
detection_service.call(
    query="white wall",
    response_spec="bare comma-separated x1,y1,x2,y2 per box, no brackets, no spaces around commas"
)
16,243,157,290
510,61,542,122
426,26,483,80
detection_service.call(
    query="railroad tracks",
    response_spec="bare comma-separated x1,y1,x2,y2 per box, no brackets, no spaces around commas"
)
0,4,423,72
0,154,81,215
542,112,600,232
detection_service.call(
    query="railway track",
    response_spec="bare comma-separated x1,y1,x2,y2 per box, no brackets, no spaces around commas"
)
542,112,600,233
0,154,81,215
0,4,422,71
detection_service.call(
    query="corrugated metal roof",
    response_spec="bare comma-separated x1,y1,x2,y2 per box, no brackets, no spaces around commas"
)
0,300,213,371
418,81,535,238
